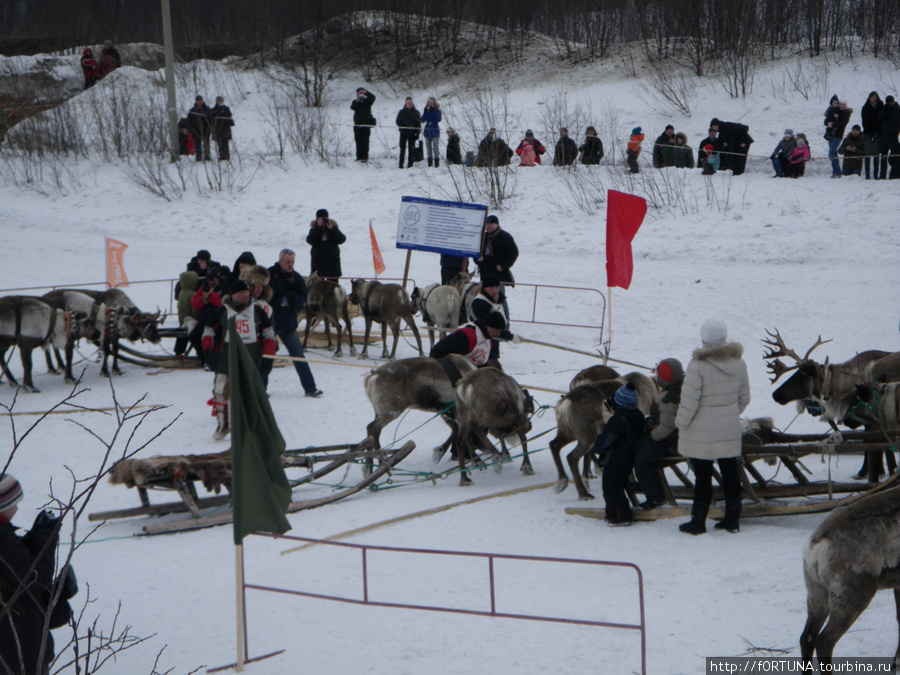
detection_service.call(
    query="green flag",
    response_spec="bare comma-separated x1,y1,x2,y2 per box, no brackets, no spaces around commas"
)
228,320,292,544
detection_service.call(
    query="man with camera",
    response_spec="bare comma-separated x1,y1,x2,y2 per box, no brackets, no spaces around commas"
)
268,249,323,398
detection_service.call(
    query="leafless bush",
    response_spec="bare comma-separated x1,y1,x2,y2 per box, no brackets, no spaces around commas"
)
703,170,738,213
547,167,607,216
0,151,86,196
610,167,700,218
759,61,831,103
537,87,596,155
124,153,185,201
0,384,182,674
714,47,759,99
633,61,698,117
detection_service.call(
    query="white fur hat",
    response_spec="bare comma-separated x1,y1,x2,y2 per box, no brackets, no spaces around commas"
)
700,319,728,345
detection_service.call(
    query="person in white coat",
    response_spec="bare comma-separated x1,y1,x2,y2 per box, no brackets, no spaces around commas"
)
675,319,750,534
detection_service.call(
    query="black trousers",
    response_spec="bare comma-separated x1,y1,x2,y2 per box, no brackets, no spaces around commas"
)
354,126,371,161
399,131,417,168
215,134,230,160
690,456,741,506
602,467,632,521
634,436,671,504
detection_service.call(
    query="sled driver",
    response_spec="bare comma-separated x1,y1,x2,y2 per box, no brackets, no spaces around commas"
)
430,311,519,370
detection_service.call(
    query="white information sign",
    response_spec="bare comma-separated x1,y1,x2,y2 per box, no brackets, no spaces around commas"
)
396,196,487,258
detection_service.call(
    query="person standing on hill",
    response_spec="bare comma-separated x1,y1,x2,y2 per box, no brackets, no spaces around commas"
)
861,91,884,179
878,95,900,179
709,118,753,174
446,128,463,165
211,96,234,161
553,127,578,166
824,96,853,178
676,319,750,535
98,42,118,79
652,124,676,168
396,97,421,169
80,47,98,89
421,97,442,168
188,95,212,162
351,87,376,162
307,208,346,279
579,126,604,165
626,127,644,173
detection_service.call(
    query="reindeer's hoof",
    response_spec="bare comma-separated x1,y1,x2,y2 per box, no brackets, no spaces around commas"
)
585,471,597,480
554,478,569,494
361,463,373,478
432,447,448,464
578,492,596,502
23,386,40,394
64,377,76,385
349,348,358,356
493,460,503,474
459,475,474,487
521,464,535,476
333,351,343,358
358,353,368,360
212,429,230,441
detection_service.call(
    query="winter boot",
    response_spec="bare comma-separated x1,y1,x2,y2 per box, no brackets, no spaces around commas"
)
679,502,709,535
434,157,440,168
427,158,434,167
714,499,742,533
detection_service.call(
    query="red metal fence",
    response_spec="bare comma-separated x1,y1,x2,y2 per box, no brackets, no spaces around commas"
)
242,533,645,673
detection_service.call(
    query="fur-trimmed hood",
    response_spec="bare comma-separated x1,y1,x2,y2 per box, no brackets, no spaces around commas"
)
240,264,273,302
692,342,745,376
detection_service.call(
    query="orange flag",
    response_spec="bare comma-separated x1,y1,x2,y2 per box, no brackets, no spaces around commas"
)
369,221,386,276
106,238,130,288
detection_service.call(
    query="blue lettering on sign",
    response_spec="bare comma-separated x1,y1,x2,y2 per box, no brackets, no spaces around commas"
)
404,207,421,225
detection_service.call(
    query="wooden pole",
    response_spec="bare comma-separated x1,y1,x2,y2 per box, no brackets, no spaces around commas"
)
235,544,245,672
518,337,653,371
402,250,412,291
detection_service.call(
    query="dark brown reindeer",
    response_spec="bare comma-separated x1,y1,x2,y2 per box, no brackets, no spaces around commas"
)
302,273,355,357
549,372,656,500
569,364,620,390
454,368,535,486
800,486,900,668
764,328,892,480
363,355,476,475
350,279,423,361
411,283,460,349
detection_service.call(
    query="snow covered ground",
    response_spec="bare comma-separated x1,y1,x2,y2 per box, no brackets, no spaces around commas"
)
2,43,900,674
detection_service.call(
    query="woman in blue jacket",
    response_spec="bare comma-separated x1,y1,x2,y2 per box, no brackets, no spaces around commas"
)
421,97,442,167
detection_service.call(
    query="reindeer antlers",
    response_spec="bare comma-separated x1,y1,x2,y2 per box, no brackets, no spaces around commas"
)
762,329,833,383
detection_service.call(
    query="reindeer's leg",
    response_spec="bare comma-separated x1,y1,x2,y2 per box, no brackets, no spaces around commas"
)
100,336,111,377
342,308,356,356
21,346,38,393
866,449,885,483
0,347,20,387
474,428,502,473
406,314,424,357
428,325,435,351
382,321,392,360
365,412,400,477
550,436,570,493
893,588,900,671
567,441,595,501
44,348,59,375
302,311,313,349
433,414,457,463
358,318,373,359
333,315,344,358
456,420,474,487
519,431,534,476
583,454,597,481
814,575,878,664
800,578,830,662
324,318,333,350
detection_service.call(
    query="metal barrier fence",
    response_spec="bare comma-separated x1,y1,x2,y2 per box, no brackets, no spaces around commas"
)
240,532,646,673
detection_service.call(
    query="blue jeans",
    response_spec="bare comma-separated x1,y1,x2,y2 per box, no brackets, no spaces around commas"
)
273,329,318,394
828,136,841,175
771,157,784,177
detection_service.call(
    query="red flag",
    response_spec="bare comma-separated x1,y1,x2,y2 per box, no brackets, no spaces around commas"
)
369,220,386,276
605,190,647,290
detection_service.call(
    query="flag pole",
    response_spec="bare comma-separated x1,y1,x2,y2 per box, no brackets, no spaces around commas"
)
606,286,612,361
235,543,246,672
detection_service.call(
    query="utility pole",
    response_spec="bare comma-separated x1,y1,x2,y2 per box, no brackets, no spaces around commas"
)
161,0,178,161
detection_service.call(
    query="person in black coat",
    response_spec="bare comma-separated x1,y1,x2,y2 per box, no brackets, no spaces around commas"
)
440,253,467,284
652,125,677,168
446,128,463,165
553,127,578,166
230,251,257,284
709,118,753,174
306,208,346,278
429,312,507,369
591,384,646,526
579,126,604,165
476,215,518,319
396,97,421,169
861,91,885,179
351,87,376,162
697,127,724,172
187,95,213,162
878,95,900,179
211,96,234,161
0,474,60,675
824,95,853,178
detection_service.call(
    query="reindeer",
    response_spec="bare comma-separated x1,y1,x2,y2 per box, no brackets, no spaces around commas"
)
349,279,423,361
302,273,355,357
844,382,900,432
0,296,89,392
411,283,460,349
763,328,893,480
800,486,900,668
46,288,163,376
454,368,534,486
40,290,107,382
549,372,656,500
447,272,481,326
569,365,620,390
363,355,476,474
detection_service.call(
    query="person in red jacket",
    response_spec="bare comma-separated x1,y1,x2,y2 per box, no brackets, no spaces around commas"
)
80,47,98,89
515,130,546,166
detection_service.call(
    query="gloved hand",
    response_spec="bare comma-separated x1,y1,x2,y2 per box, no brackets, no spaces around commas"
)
511,334,522,345
33,509,59,530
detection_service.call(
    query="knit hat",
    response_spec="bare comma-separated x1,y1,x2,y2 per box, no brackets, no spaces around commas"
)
665,124,674,131
797,138,806,147
483,311,506,330
614,382,639,409
700,319,728,345
485,215,499,225
482,273,500,288
447,127,455,134
655,358,684,388
783,129,793,137
316,208,329,219
852,124,861,131
0,474,23,513
230,279,250,295
196,249,211,261
632,127,642,135
703,144,714,153
525,129,534,137
887,96,896,104
830,94,839,105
